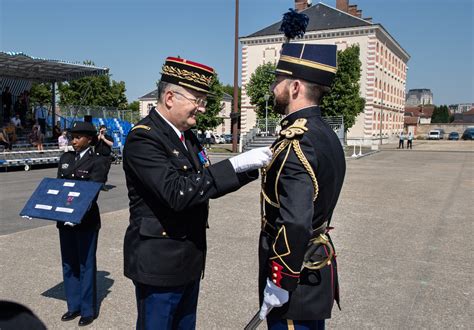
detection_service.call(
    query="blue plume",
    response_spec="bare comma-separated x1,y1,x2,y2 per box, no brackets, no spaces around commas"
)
279,8,309,40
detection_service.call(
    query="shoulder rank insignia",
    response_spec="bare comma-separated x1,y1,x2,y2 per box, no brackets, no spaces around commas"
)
131,125,151,131
280,118,308,139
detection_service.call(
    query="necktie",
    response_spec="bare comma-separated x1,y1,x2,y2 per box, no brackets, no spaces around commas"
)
75,153,81,162
180,133,185,142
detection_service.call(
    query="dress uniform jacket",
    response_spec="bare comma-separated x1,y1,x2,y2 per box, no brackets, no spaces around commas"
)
123,109,258,287
56,148,106,230
259,106,346,320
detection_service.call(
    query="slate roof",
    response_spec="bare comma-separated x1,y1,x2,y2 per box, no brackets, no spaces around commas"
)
244,3,372,38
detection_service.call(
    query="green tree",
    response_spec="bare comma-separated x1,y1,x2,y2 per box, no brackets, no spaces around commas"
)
128,100,139,112
222,84,241,110
29,83,52,105
431,105,450,123
245,62,277,119
321,45,365,131
195,74,224,131
57,61,128,109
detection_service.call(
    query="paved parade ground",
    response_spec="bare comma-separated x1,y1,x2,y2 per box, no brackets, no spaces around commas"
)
0,144,472,328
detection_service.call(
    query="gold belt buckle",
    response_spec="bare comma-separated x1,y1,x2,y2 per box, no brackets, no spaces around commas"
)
302,234,334,270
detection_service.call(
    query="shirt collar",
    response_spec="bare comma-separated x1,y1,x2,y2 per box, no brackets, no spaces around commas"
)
77,147,90,159
155,108,183,139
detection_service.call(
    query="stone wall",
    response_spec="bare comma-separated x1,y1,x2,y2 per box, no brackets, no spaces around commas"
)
416,123,473,138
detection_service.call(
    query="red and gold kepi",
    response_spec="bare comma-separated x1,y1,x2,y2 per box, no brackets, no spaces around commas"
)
276,43,337,87
160,57,215,94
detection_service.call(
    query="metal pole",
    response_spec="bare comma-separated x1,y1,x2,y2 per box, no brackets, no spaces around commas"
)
51,82,56,138
265,98,268,136
231,0,239,153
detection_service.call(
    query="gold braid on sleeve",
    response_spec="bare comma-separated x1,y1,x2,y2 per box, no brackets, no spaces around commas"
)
292,139,319,201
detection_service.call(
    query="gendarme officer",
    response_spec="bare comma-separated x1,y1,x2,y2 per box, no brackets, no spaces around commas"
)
258,43,346,329
123,56,271,329
57,121,106,327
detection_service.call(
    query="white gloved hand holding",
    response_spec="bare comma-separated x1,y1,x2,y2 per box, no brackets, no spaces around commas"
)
229,147,272,173
64,222,76,227
259,278,289,320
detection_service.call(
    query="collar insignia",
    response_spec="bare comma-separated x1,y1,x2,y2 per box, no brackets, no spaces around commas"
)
280,118,308,139
62,163,69,169
172,149,180,157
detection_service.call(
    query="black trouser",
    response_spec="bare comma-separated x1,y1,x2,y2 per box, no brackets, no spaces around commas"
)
0,140,12,151
99,155,112,183
38,118,46,135
407,140,412,149
398,140,404,149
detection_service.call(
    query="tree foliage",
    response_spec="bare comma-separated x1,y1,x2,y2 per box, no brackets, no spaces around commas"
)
245,62,277,119
431,105,450,123
321,45,365,131
195,74,224,131
57,61,128,109
29,83,52,105
222,84,241,110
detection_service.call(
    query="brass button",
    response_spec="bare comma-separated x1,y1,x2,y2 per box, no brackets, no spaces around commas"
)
272,279,277,284
183,165,187,170
273,266,278,271
272,273,277,278
162,232,167,236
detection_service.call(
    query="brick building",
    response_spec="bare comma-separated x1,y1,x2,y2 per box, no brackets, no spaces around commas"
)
239,0,410,145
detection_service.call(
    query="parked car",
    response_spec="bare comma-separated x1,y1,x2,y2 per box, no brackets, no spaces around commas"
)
461,127,474,140
224,134,233,143
435,128,446,139
212,134,225,144
448,132,459,140
428,130,441,140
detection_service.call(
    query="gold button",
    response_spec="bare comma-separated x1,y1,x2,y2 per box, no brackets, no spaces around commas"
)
183,165,187,170
273,266,278,271
272,273,277,277
162,232,167,236
272,279,277,284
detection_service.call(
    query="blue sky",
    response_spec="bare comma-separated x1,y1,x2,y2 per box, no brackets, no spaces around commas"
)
1,0,472,105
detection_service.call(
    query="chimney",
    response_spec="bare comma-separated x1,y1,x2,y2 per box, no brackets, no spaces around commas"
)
336,0,349,12
356,9,362,18
363,17,373,22
295,0,311,12
348,4,358,16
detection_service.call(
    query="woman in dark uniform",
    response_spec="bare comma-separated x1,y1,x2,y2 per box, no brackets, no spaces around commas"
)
56,121,106,327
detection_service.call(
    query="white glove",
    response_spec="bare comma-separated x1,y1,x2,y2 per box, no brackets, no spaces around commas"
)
229,147,272,173
259,278,289,320
64,222,76,227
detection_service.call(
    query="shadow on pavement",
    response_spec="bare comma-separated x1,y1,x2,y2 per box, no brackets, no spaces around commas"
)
40,270,114,312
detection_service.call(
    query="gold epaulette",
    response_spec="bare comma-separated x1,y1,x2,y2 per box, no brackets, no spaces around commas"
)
131,125,151,132
261,117,319,210
280,118,308,139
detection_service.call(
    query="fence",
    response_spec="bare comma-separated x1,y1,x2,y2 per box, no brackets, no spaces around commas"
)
59,105,140,124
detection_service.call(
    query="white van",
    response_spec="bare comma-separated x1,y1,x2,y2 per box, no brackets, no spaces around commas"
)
428,130,441,140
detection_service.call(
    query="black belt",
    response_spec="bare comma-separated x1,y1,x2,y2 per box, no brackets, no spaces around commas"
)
261,218,328,239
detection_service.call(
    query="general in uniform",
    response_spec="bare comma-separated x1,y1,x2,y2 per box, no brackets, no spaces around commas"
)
123,56,272,329
57,121,106,327
258,43,346,329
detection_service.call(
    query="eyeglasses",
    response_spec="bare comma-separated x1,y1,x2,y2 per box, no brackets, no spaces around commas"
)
173,91,207,108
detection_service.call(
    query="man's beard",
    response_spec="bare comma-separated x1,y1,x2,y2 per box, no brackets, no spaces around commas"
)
273,91,289,115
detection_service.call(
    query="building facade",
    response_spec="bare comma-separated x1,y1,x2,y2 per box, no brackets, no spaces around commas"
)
405,89,433,106
239,1,410,145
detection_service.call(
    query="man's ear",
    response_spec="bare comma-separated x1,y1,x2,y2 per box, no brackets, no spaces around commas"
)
164,90,174,109
290,80,301,98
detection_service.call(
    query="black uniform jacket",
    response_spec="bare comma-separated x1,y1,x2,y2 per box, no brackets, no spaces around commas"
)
123,109,257,287
56,148,106,231
259,106,346,320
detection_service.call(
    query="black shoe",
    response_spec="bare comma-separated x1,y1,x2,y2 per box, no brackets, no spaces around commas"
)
61,311,80,321
78,316,94,326
101,185,109,191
